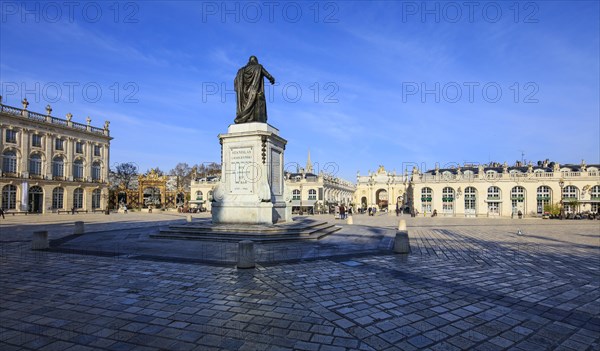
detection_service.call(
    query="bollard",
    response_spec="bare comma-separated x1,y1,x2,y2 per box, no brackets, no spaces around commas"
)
186,215,192,223
347,215,353,225
74,221,85,234
32,231,49,250
237,240,255,269
398,219,407,231
394,230,410,254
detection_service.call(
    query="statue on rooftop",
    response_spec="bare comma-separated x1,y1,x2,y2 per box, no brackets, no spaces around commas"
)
234,56,275,124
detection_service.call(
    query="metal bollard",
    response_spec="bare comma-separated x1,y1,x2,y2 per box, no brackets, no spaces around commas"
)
347,215,353,225
394,230,410,254
32,231,49,250
398,219,406,231
186,215,192,223
74,221,85,234
237,240,255,269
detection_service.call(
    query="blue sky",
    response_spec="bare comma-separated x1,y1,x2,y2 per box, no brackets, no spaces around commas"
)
1,1,598,181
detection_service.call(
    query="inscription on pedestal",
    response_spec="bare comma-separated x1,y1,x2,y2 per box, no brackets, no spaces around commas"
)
230,147,253,193
270,149,282,195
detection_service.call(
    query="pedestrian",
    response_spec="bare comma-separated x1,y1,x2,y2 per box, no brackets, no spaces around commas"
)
124,205,128,214
0,207,5,219
340,204,346,219
71,206,75,215
368,207,372,216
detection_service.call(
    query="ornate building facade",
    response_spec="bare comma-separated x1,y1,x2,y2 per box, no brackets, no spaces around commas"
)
410,160,600,217
357,160,599,218
354,166,410,212
0,98,111,213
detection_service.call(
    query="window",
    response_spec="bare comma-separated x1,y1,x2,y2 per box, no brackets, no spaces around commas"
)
94,145,101,156
308,189,317,200
73,159,84,180
5,130,17,143
487,186,501,199
2,150,17,174
91,162,101,181
29,154,42,175
92,189,101,209
563,185,578,199
76,141,83,154
421,187,432,213
52,187,64,209
2,185,17,210
292,189,301,200
511,186,526,215
537,186,552,214
196,191,203,201
442,187,455,214
52,156,64,178
32,134,42,147
464,187,476,214
73,188,84,209
591,186,600,213
55,138,64,151
487,186,501,215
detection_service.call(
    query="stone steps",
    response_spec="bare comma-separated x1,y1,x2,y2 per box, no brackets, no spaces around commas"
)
150,220,342,242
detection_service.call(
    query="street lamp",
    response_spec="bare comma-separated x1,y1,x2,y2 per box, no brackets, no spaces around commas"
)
559,178,564,220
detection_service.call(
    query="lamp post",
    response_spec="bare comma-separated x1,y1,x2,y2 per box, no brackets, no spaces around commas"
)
559,178,564,220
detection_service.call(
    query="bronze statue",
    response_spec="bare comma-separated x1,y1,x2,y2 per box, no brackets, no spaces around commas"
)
234,56,275,124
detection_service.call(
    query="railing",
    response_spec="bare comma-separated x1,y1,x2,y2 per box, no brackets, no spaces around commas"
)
562,172,581,177
1,103,108,136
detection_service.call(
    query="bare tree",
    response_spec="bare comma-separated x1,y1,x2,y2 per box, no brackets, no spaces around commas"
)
111,162,138,189
169,163,193,190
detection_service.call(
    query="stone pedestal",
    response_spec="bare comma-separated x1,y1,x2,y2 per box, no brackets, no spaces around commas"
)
212,123,289,225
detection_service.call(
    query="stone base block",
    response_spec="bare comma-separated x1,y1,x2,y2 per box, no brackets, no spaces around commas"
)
212,202,275,225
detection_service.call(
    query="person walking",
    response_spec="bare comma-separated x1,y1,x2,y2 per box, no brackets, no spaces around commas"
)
0,208,5,219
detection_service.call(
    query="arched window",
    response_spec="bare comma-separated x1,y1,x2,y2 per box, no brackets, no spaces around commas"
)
563,185,578,199
2,184,17,209
308,189,317,200
52,187,64,209
73,159,84,180
487,186,501,199
536,186,552,214
292,189,301,200
511,186,526,215
421,187,432,213
2,150,17,174
29,154,42,175
92,189,101,209
52,156,64,178
442,187,455,214
487,186,501,215
91,161,101,181
464,186,477,214
591,185,600,213
196,191,203,201
73,188,84,209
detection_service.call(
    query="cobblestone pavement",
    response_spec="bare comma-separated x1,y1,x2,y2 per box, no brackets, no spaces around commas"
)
1,213,599,350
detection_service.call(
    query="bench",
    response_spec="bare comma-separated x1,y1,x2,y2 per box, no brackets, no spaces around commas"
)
5,211,30,216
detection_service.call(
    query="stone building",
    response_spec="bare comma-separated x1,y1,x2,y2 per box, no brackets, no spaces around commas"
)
354,165,410,213
0,97,111,213
410,160,600,217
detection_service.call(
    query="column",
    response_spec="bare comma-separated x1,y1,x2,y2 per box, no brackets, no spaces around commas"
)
66,137,74,180
85,141,93,181
20,128,30,177
45,133,54,179
102,143,109,182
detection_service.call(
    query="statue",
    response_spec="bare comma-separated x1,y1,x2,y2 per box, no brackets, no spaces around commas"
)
234,56,275,124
